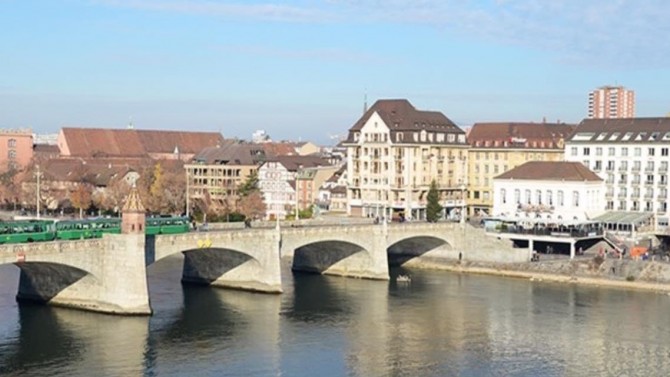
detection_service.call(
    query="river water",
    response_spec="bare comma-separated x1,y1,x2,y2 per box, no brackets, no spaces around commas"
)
1,256,670,377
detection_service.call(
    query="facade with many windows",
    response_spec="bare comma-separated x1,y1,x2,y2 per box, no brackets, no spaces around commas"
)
493,161,604,221
467,122,575,217
564,118,670,221
344,99,468,221
0,129,33,172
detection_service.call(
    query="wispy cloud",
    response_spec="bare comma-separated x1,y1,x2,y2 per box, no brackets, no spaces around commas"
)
219,44,380,63
330,0,670,69
92,0,332,22
91,0,670,68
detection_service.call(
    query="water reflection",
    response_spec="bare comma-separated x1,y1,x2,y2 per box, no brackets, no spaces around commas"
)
0,303,149,377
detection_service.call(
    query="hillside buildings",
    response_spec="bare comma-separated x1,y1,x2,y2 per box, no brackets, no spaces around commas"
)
564,118,670,223
588,86,635,119
343,99,468,221
467,122,575,216
493,161,604,221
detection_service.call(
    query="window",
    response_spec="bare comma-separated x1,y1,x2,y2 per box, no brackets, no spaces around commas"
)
663,148,669,157
558,190,564,206
7,139,16,148
634,147,641,156
596,147,603,156
649,148,656,156
594,160,602,170
547,190,553,205
514,189,520,204
536,190,542,205
583,147,590,156
501,188,506,204
7,150,16,160
608,147,615,156
573,191,579,207
525,189,531,204
621,147,628,157
571,147,578,156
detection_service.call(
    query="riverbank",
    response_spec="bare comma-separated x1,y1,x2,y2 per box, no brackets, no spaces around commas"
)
403,257,670,294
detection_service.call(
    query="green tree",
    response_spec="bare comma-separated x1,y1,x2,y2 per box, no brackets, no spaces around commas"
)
238,171,259,197
425,180,443,223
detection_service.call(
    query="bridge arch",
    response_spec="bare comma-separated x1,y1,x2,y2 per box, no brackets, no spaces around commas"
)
13,262,91,302
180,247,259,285
291,240,371,274
387,235,453,266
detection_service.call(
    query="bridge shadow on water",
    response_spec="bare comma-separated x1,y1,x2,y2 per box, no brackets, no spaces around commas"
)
387,236,449,266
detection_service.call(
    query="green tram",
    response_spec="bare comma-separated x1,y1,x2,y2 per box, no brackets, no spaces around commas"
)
0,216,191,245
0,220,57,244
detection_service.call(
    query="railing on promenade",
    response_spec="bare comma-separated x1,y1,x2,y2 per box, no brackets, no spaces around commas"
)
485,225,604,238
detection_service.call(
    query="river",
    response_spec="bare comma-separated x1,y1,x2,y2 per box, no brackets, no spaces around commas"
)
1,256,669,376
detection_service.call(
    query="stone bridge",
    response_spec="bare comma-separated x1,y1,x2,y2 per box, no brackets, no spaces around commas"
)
0,222,524,315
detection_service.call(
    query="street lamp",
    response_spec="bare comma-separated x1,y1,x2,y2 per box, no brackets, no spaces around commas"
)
185,169,190,218
459,183,466,225
35,165,43,219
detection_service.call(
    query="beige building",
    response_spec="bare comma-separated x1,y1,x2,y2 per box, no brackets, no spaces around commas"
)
467,122,575,217
588,85,635,119
185,142,266,213
344,99,468,221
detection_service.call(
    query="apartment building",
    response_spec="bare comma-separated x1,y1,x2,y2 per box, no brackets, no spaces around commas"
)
258,155,329,220
588,86,635,119
564,118,670,223
185,142,266,212
467,122,575,216
343,99,468,221
0,129,33,172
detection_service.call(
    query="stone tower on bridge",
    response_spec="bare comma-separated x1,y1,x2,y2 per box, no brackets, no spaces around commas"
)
122,185,146,234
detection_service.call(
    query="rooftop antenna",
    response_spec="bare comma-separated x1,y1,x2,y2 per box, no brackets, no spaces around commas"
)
363,89,368,114
127,116,134,129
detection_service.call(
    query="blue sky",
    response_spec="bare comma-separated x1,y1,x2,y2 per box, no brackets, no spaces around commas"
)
2,0,670,144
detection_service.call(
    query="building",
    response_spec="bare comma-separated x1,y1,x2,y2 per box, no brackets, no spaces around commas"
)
258,155,329,220
493,161,605,221
57,127,225,161
343,99,468,220
295,166,341,212
185,142,266,213
467,122,575,217
564,117,670,224
0,129,33,172
317,165,348,213
588,86,635,119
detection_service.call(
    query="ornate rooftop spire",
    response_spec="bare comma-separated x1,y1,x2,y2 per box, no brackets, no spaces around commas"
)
122,184,145,213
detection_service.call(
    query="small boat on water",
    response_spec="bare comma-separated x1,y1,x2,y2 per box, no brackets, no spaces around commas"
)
397,274,411,283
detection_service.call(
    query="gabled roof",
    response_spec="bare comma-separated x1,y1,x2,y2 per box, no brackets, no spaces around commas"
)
193,141,266,165
345,99,466,144
495,161,602,181
267,155,329,172
261,142,298,157
567,118,670,143
60,127,225,157
468,122,575,149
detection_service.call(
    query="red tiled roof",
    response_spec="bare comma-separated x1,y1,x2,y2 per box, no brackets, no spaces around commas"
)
60,127,225,157
495,161,602,181
468,122,576,149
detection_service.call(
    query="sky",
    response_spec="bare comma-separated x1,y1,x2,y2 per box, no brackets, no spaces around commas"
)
2,0,670,145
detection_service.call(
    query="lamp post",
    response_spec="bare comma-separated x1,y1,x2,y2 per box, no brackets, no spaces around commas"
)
185,169,190,218
35,165,42,219
459,183,466,225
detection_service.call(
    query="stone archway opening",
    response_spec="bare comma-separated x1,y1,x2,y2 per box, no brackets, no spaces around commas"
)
387,236,451,266
292,240,367,274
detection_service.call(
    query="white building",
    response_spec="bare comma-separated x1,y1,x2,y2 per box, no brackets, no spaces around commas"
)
343,99,469,221
258,155,328,220
564,118,670,224
493,161,605,221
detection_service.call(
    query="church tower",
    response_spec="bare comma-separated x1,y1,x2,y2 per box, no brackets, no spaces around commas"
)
122,185,146,234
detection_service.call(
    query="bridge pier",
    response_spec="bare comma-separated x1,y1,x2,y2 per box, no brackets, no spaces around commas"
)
14,234,151,315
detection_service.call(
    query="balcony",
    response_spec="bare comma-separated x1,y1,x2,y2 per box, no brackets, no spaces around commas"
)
617,193,627,199
631,180,641,186
660,166,669,173
632,167,641,172
644,193,654,199
617,180,627,185
645,181,655,186
618,166,628,172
